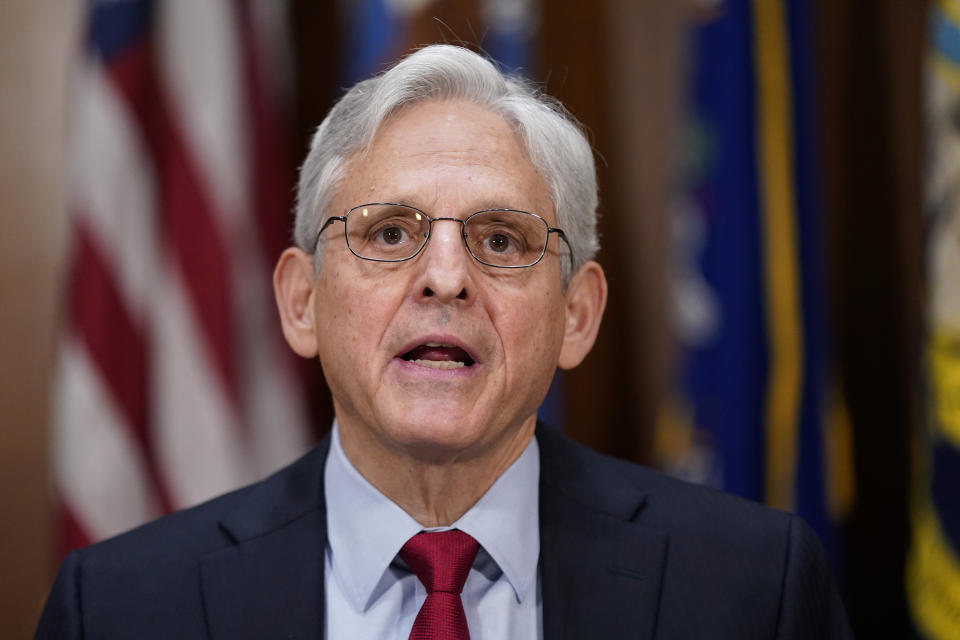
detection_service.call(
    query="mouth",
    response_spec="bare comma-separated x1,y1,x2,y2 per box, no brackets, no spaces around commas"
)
399,341,477,370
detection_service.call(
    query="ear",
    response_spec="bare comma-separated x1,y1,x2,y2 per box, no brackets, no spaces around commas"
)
558,260,608,370
273,247,320,358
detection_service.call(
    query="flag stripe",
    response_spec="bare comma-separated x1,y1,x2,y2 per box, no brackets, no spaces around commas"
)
157,0,249,233
54,340,163,540
908,506,960,637
152,267,250,506
930,331,960,450
70,225,147,444
58,500,93,558
68,61,157,322
69,223,176,512
106,37,239,404
751,0,804,511
236,0,294,267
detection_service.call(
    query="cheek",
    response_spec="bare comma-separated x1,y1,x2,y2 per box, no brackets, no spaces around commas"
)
318,266,410,353
315,266,359,350
494,288,566,362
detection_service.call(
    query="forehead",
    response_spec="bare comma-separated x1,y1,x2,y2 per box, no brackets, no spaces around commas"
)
334,100,554,219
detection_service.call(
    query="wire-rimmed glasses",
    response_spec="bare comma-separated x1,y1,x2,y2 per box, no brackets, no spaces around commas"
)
313,203,573,268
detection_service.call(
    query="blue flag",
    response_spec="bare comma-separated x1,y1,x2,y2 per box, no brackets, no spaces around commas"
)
661,0,853,565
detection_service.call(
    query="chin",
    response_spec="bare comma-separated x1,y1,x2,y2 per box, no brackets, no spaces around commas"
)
382,414,487,459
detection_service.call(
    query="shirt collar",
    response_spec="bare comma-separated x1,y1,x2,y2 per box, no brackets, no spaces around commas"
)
324,421,540,612
451,433,540,604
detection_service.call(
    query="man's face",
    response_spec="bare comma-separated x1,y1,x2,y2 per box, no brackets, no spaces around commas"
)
311,100,569,461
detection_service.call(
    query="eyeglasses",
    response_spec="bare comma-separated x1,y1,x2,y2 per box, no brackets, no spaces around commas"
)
313,203,573,268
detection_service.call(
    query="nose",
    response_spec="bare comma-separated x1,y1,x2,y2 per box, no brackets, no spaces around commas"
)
414,218,471,302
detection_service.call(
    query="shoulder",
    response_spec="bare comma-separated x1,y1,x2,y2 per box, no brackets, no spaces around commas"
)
35,441,330,639
74,479,256,576
536,422,793,538
78,440,329,571
537,424,806,587
536,425,852,638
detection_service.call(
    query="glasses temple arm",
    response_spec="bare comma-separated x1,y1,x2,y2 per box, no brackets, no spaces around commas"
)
549,228,576,269
312,216,347,253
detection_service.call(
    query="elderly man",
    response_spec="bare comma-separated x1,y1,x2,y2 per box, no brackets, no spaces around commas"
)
36,45,851,639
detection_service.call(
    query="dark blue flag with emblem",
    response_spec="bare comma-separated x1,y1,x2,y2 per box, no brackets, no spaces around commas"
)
658,0,854,565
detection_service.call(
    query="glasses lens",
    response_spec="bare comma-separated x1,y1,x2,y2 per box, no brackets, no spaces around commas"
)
345,204,428,261
465,210,548,267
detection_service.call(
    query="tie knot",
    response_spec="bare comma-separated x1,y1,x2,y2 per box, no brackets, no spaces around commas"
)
400,530,479,594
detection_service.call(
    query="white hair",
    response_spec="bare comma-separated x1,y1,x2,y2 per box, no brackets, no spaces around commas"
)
294,44,599,282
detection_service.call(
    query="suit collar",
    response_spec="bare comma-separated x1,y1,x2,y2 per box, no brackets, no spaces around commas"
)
198,426,668,640
537,423,667,640
201,435,331,640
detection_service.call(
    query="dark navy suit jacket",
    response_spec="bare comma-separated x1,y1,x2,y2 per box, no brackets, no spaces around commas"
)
35,424,853,639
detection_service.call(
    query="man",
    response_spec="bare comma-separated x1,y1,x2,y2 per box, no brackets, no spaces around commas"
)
36,45,852,639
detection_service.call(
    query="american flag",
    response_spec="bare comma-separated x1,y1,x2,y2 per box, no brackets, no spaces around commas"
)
53,0,312,554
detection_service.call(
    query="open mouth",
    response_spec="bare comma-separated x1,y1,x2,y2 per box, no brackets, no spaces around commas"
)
400,342,477,370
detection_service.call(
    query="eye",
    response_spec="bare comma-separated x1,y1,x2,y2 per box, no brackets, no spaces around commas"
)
487,233,512,253
380,226,405,245
367,217,417,247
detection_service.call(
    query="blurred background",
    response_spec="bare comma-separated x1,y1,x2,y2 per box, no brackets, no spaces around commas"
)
2,0,955,637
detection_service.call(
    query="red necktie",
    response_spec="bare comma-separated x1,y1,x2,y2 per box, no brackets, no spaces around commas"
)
400,529,480,640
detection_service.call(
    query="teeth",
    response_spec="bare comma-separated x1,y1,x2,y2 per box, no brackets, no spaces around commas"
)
423,341,455,348
412,359,466,370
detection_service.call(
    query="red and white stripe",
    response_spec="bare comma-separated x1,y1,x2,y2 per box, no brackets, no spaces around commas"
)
54,0,311,552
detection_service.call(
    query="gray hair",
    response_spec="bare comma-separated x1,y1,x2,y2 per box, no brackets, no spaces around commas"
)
294,44,599,282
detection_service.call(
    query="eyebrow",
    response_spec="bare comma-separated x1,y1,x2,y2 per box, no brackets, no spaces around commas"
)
384,197,539,214
473,200,538,213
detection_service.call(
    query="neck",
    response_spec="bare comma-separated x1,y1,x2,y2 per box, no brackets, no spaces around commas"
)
337,417,536,527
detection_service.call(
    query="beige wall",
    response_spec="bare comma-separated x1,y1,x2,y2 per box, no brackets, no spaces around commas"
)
0,2,81,637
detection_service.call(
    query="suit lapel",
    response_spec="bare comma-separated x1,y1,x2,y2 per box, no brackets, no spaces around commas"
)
196,427,667,639
201,437,331,640
537,425,667,640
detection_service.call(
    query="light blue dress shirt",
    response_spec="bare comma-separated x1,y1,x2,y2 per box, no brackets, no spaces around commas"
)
324,422,543,639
